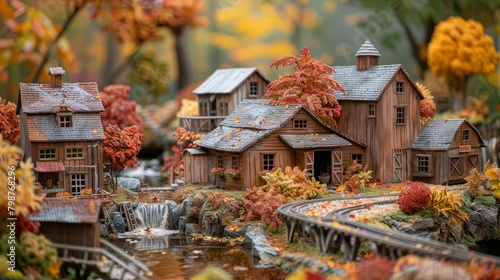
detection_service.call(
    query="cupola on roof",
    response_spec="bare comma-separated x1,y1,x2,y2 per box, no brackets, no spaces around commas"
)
355,39,381,57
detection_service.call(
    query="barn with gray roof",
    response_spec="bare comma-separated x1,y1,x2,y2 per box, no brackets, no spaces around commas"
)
18,61,105,195
192,100,365,189
411,119,485,184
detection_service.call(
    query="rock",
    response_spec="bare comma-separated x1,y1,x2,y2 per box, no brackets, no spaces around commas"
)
175,179,186,186
223,226,243,238
202,211,220,236
118,177,141,192
112,212,126,233
244,226,279,264
468,204,497,228
169,183,178,191
168,204,181,230
179,216,187,233
100,223,109,237
180,195,193,217
185,223,201,235
192,193,206,208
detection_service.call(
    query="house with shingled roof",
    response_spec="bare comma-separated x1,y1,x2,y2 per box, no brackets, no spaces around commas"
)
178,67,270,133
191,99,365,190
332,39,425,184
412,119,485,184
18,61,105,195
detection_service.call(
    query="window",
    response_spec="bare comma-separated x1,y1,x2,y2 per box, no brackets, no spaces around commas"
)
218,101,229,116
217,154,224,168
262,154,275,171
199,100,209,116
66,147,83,159
368,104,375,118
39,148,56,160
58,115,72,127
462,129,470,141
352,154,363,165
249,81,258,97
293,119,308,129
231,156,239,170
396,82,404,94
417,155,431,173
70,174,86,195
395,107,405,125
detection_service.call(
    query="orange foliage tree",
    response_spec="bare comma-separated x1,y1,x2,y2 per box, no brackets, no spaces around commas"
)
99,85,143,132
0,97,20,144
263,47,344,127
103,124,142,191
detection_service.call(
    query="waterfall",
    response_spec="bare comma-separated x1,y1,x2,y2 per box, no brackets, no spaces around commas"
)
134,203,169,229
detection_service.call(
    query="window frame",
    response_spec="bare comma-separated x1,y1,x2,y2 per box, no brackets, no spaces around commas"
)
462,129,470,142
70,173,87,195
231,156,239,171
261,153,275,171
368,103,375,118
396,81,404,94
217,154,224,169
66,147,84,159
249,81,259,97
414,154,433,177
293,118,308,129
58,115,72,127
352,154,363,165
395,106,406,125
39,148,56,160
217,101,229,116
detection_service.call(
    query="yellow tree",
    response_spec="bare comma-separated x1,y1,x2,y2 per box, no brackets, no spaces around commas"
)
427,16,499,111
416,82,436,126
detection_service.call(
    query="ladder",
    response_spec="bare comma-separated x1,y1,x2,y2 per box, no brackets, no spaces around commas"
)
103,207,117,236
121,202,138,231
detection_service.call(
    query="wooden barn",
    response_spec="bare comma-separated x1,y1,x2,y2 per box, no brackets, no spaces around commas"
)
192,100,365,190
29,198,102,259
332,39,424,183
411,119,486,184
17,61,105,195
178,68,271,133
183,148,209,184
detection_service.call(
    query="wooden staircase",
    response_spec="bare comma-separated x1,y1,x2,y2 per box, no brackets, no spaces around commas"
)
120,202,138,231
102,207,117,236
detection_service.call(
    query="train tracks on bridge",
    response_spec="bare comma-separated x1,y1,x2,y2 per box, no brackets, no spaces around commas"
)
276,195,500,265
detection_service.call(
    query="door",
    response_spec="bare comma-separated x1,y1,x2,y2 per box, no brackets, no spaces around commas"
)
449,156,464,180
467,154,479,171
393,149,407,182
304,151,314,178
331,151,342,185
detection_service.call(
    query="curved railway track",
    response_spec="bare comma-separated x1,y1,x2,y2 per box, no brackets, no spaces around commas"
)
276,195,500,265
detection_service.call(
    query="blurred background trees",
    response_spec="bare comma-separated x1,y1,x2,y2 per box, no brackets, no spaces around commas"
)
1,0,499,144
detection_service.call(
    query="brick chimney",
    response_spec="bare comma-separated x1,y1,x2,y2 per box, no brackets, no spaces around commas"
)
48,60,65,88
356,39,380,71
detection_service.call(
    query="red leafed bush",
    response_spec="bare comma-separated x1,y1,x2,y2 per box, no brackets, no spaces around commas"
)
99,85,143,132
396,182,432,214
0,98,20,145
351,256,395,280
242,186,286,228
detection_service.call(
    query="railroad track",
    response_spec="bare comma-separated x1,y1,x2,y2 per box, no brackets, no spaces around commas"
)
276,195,500,265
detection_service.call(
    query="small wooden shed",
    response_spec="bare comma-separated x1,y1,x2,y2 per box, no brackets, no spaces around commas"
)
411,119,485,184
183,148,209,184
29,198,102,260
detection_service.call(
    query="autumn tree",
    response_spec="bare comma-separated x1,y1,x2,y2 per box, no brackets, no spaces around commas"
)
103,124,142,191
99,85,143,132
416,82,436,126
0,98,20,145
263,47,344,127
427,16,499,110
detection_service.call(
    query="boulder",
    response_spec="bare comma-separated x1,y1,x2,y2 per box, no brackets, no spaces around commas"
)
202,211,220,236
244,226,279,264
100,223,109,237
168,204,181,230
185,223,201,235
192,193,206,208
112,212,126,233
118,177,141,192
179,216,188,233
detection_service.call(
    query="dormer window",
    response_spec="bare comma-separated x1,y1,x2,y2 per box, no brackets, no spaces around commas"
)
58,113,72,127
249,81,258,97
293,119,308,129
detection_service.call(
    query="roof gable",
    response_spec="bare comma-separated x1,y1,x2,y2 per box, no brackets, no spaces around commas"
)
193,68,270,95
27,113,106,142
412,119,485,150
19,82,104,114
29,199,102,224
333,65,424,101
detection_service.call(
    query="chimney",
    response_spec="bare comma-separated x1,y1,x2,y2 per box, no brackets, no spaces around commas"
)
355,39,380,71
48,60,65,88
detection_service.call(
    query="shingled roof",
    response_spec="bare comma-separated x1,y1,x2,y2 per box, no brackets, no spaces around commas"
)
411,119,485,150
29,198,102,224
26,113,105,142
280,134,352,149
195,100,364,152
19,82,104,114
193,68,270,95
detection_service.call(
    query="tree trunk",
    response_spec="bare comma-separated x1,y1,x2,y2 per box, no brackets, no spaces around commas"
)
174,28,192,92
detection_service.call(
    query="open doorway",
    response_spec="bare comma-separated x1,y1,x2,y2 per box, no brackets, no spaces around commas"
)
314,151,331,179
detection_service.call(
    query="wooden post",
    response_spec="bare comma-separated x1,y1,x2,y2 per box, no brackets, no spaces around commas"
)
170,165,174,185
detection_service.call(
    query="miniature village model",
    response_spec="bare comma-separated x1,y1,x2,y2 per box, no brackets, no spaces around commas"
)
17,61,106,196
182,40,486,189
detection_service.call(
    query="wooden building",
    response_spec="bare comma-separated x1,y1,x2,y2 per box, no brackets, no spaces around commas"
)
411,119,485,184
178,68,270,133
183,148,209,184
29,198,102,259
192,100,365,190
332,39,424,183
18,61,105,195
